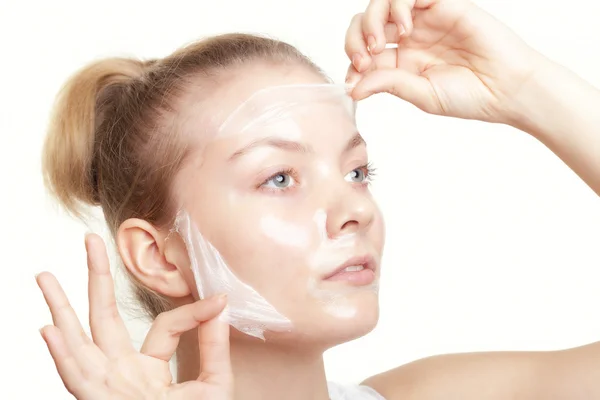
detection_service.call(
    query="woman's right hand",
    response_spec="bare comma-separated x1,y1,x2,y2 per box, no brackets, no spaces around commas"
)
37,234,233,400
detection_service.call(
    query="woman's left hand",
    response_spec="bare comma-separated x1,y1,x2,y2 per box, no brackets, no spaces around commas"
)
345,0,600,195
344,0,545,124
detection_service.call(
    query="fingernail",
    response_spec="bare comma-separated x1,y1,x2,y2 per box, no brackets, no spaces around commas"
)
398,24,406,36
218,293,228,302
352,53,362,71
39,327,46,339
346,76,359,87
367,36,377,53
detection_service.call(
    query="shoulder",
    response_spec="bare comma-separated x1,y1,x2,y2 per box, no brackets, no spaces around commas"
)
361,342,600,400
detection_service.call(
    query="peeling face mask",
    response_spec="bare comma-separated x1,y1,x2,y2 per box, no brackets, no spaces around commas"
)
173,84,385,341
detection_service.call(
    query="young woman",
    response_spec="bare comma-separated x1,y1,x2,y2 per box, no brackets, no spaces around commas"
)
37,0,600,398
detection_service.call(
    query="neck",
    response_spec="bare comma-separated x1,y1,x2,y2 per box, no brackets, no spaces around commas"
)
177,329,330,400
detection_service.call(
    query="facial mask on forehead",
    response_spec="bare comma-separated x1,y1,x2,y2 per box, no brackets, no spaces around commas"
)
173,83,371,340
217,83,356,139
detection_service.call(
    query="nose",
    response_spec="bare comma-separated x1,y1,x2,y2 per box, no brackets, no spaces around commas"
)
325,184,376,238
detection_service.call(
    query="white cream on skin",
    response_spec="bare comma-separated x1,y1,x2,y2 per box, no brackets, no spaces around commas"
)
260,214,311,248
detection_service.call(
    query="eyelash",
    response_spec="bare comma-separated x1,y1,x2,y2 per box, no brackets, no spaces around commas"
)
362,161,377,183
258,162,377,193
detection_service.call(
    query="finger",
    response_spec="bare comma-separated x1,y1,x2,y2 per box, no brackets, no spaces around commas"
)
86,234,133,358
362,0,390,54
40,325,85,397
346,49,399,84
391,0,415,36
37,271,108,381
37,272,93,351
351,68,440,114
394,47,435,75
141,295,228,362
383,22,404,43
198,309,232,386
373,48,400,69
346,64,363,87
345,13,372,73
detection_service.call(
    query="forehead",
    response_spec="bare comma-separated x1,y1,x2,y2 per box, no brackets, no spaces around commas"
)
179,63,329,140
218,84,356,140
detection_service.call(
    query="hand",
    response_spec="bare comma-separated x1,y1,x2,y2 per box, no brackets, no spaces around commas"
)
36,234,233,400
345,0,545,123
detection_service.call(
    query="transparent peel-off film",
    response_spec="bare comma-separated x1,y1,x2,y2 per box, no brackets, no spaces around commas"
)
217,84,357,139
174,211,292,339
173,83,379,340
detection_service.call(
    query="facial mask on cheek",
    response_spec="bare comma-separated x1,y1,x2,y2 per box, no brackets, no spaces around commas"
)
173,210,292,340
260,214,311,248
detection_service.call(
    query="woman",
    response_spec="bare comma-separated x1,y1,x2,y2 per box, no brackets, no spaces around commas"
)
37,0,600,399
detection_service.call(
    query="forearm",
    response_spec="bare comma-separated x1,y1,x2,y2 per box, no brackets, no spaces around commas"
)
507,55,600,196
549,341,600,398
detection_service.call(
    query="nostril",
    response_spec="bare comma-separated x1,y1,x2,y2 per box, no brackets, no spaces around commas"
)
340,220,359,233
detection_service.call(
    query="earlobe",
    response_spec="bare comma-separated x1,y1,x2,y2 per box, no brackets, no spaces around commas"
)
117,218,191,298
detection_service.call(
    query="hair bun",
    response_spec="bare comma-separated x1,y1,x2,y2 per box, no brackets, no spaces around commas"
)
42,57,149,215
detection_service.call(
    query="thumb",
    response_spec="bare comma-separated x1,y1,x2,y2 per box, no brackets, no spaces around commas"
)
351,68,440,113
198,304,232,387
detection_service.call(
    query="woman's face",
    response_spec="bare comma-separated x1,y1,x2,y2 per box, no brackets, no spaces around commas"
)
176,65,385,346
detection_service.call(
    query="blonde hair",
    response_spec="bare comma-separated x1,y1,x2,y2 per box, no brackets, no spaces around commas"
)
42,33,325,319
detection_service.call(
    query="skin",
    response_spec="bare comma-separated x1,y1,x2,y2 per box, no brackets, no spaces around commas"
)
37,0,600,398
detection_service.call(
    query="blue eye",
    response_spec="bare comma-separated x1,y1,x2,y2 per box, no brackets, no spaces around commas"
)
345,167,369,183
263,173,295,189
346,168,366,182
345,163,376,184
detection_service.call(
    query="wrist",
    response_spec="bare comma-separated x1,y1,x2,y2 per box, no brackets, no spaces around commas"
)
497,53,600,195
499,52,559,138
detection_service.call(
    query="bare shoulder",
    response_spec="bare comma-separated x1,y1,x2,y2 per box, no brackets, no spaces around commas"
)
362,341,600,400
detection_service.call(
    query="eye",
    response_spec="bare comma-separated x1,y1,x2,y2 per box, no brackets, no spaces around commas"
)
345,162,376,184
345,167,367,183
262,172,296,189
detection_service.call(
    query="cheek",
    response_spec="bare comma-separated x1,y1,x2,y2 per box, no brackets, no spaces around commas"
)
374,214,386,252
210,216,313,293
260,214,311,248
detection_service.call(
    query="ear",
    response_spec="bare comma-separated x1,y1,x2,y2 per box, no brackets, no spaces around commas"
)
117,218,191,298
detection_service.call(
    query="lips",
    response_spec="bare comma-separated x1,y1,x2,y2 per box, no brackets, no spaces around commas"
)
322,254,376,280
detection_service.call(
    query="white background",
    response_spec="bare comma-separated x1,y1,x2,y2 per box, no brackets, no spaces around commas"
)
1,0,599,398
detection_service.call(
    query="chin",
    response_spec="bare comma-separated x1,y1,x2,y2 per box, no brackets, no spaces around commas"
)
319,289,380,346
268,288,380,348
238,288,379,349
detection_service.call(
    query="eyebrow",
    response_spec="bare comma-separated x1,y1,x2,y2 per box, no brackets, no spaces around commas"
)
345,132,366,152
228,132,366,161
